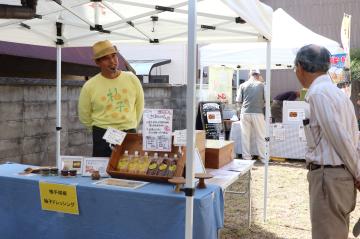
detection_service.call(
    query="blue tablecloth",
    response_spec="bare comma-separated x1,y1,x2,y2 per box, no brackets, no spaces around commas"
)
0,163,224,239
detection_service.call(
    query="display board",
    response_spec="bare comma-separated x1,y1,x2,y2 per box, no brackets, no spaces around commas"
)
142,109,173,152
196,101,225,140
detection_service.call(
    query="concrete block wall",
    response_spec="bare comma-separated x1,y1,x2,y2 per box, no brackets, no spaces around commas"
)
0,77,186,166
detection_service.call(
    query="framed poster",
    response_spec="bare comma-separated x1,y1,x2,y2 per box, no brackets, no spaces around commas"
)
60,156,84,174
82,157,109,177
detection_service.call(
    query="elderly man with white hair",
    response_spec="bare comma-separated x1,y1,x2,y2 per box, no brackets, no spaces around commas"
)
236,69,265,162
295,44,360,239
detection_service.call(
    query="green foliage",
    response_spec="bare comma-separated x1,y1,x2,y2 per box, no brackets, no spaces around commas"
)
351,48,360,81
350,48,360,60
351,59,360,81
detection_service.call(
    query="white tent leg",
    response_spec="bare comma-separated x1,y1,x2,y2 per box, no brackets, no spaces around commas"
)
236,69,240,89
199,63,203,101
56,45,62,169
185,0,197,239
264,41,271,223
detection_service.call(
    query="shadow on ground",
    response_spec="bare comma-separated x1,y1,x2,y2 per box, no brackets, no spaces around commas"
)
220,224,287,239
253,159,306,169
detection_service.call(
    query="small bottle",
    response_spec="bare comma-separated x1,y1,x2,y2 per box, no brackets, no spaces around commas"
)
146,153,160,176
157,153,170,176
166,154,178,177
116,150,130,172
128,151,140,174
138,152,151,175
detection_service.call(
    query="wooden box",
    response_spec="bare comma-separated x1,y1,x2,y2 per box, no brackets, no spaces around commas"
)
195,130,206,164
205,140,234,169
107,133,186,183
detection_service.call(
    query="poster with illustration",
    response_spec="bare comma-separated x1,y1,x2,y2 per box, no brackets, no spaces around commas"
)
329,53,351,97
208,66,233,104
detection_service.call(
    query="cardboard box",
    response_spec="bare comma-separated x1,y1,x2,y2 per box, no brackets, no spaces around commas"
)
205,140,234,169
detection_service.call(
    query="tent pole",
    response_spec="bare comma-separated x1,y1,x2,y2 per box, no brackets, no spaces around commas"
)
264,40,271,223
56,44,62,170
236,69,240,89
185,0,197,238
199,63,203,101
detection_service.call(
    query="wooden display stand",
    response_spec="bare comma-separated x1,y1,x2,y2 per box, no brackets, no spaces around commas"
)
107,133,186,183
205,139,234,169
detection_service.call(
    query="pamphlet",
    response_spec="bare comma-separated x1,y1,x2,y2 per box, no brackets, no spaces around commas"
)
93,178,148,190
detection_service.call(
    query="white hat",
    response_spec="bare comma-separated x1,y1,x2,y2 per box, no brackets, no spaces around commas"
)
249,69,261,76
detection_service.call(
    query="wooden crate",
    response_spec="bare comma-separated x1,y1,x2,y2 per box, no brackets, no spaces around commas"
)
205,140,234,169
107,133,186,183
195,130,206,164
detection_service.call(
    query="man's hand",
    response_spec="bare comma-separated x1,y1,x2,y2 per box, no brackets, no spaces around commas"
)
355,180,360,191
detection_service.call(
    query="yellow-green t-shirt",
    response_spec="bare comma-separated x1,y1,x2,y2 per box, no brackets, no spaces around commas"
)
78,71,144,130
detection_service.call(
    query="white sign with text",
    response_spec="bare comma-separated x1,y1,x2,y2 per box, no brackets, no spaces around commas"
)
102,127,127,145
173,129,187,146
142,109,173,151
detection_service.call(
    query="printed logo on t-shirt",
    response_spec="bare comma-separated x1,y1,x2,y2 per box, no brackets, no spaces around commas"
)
102,88,129,119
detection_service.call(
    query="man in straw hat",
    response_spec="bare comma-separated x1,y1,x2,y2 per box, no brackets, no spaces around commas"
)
78,40,144,157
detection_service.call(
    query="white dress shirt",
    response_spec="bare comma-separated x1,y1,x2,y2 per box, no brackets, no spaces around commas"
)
305,74,360,180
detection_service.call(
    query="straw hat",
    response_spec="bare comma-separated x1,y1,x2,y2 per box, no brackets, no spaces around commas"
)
92,40,117,60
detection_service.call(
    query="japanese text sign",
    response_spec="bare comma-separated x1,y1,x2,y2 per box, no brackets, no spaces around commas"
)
39,182,79,215
143,109,173,151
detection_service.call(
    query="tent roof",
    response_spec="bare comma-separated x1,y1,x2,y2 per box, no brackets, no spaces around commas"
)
200,8,342,69
0,0,272,47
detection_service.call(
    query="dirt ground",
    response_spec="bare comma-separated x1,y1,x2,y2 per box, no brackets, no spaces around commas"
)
220,160,360,239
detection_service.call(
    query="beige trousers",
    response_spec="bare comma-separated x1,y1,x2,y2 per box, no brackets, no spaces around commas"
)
308,167,356,239
239,113,265,160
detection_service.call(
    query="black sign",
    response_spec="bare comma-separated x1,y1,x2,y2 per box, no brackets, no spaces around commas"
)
196,101,225,139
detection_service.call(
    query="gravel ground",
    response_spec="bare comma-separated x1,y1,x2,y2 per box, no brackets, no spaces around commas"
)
219,160,360,239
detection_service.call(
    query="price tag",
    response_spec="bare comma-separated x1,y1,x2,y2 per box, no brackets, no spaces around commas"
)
173,130,186,146
39,182,79,215
102,127,127,145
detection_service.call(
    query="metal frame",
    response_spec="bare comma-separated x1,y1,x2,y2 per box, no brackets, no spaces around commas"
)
224,170,252,228
0,0,273,236
185,1,197,238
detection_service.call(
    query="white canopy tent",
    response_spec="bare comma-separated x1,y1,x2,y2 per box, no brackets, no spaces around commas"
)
200,8,343,69
0,0,273,237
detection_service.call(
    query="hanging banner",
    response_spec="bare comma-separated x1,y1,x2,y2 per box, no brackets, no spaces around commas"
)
340,13,351,69
208,66,233,104
329,53,347,84
329,53,351,96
